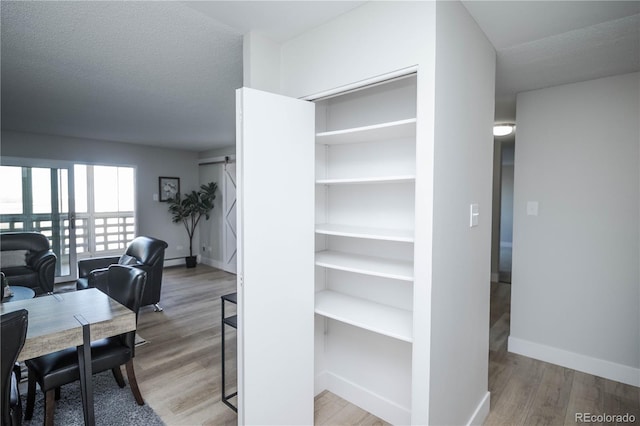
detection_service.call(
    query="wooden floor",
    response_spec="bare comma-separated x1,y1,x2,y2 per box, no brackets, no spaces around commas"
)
484,281,640,426
134,265,238,425
53,268,638,425
132,265,389,425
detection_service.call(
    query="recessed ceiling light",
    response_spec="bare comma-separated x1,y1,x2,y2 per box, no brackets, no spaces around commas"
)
493,124,515,137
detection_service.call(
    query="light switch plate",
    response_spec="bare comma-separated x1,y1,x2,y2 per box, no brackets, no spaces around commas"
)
470,203,479,227
527,201,539,216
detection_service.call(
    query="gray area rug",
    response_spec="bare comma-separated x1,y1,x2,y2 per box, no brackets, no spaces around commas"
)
21,370,165,426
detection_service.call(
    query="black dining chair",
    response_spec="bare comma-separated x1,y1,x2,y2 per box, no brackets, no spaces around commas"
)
24,265,147,426
1,309,29,426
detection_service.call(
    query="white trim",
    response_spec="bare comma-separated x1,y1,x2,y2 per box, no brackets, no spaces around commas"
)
508,336,640,387
466,392,491,426
200,255,226,271
164,258,185,268
317,371,411,425
302,65,418,101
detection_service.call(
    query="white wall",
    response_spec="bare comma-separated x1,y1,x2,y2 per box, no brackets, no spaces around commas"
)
510,72,640,386
245,1,495,424
430,2,495,424
1,130,200,264
242,32,281,94
280,2,434,99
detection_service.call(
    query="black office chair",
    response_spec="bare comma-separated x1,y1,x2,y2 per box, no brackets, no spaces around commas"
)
1,309,29,426
25,265,147,426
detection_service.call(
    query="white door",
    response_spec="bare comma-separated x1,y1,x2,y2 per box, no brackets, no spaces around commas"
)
236,87,315,425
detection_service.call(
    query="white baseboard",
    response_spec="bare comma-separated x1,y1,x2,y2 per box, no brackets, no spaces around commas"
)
165,256,225,270
164,258,185,267
467,391,491,426
317,371,410,425
508,336,640,387
200,256,225,270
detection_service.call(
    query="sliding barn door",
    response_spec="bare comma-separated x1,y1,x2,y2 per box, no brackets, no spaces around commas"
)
235,88,315,425
222,160,237,274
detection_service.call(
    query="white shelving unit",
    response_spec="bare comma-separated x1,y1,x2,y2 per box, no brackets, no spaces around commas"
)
236,73,420,426
315,223,414,243
313,74,418,424
315,118,416,145
315,290,413,342
315,250,413,281
315,175,415,185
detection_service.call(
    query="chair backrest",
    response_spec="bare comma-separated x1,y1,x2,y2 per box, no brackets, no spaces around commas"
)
119,236,167,306
122,236,168,267
1,309,28,426
0,232,52,268
0,232,50,253
106,265,147,351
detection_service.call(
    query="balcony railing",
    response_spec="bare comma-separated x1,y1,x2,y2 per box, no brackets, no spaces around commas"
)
0,212,135,278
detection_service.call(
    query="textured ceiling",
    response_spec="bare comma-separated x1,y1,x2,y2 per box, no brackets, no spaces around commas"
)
2,1,639,150
1,1,243,151
0,1,366,152
463,1,640,122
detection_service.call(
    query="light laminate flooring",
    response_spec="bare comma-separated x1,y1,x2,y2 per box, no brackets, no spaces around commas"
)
132,265,389,425
52,268,639,425
484,282,640,426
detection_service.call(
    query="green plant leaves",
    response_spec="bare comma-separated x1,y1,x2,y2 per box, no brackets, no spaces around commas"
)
166,181,218,256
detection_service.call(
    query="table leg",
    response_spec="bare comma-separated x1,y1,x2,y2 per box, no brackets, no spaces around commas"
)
221,297,226,403
74,314,95,426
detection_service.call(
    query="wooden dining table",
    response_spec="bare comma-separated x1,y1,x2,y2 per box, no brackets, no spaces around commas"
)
0,288,136,426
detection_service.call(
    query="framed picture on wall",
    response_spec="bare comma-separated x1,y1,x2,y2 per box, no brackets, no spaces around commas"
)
159,177,180,202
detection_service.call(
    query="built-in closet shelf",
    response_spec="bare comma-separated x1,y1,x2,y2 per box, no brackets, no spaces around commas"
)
315,250,414,281
316,118,417,145
315,224,414,243
315,175,415,185
315,290,413,343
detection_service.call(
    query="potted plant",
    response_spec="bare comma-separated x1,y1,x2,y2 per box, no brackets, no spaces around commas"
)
167,182,217,268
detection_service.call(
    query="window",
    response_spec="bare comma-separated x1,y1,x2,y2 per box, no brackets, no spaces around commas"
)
74,165,136,256
0,163,136,280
